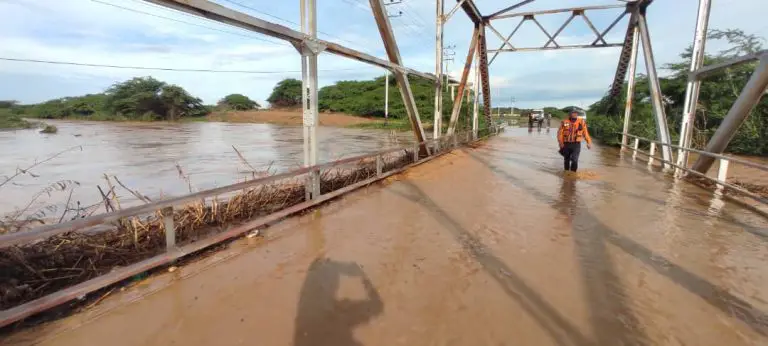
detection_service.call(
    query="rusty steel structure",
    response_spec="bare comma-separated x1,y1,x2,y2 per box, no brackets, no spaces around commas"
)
433,0,679,163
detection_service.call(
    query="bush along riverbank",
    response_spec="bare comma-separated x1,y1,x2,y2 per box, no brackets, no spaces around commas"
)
587,28,767,156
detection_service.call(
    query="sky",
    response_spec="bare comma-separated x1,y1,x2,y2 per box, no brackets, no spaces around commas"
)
0,0,766,109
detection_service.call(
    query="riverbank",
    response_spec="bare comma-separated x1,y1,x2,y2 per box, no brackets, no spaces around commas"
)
207,109,382,128
0,111,37,131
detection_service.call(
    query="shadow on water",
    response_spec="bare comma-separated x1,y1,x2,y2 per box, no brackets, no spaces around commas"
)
389,182,592,346
465,151,768,338
293,258,383,346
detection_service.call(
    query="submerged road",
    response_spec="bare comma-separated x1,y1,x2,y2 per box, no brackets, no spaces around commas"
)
5,129,768,345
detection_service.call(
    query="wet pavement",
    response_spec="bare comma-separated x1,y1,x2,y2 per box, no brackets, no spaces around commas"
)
4,128,768,345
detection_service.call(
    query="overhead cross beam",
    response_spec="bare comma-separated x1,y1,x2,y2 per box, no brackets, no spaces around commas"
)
486,5,630,57
143,0,439,81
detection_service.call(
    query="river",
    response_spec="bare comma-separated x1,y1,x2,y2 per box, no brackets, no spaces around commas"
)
0,119,414,220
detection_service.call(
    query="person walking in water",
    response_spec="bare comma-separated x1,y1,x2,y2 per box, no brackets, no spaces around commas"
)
557,110,592,172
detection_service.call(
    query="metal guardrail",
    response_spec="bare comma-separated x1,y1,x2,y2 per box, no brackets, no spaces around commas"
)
620,132,768,204
0,127,503,327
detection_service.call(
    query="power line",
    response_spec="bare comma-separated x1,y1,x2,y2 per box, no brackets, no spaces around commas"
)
221,0,370,52
401,1,428,27
89,0,288,46
0,57,368,74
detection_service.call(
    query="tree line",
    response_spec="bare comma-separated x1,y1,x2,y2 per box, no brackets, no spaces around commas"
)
3,77,261,122
587,28,767,156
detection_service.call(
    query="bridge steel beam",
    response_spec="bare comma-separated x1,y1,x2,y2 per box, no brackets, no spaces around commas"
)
607,11,638,106
621,24,640,149
298,0,321,199
483,6,628,54
434,0,445,139
447,25,480,136
486,0,536,20
636,11,673,165
675,0,712,174
691,55,768,173
477,24,493,127
457,0,483,24
142,0,438,81
369,0,429,149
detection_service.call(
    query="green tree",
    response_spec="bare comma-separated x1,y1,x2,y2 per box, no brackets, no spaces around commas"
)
104,77,205,120
219,94,260,110
267,78,302,107
0,100,18,109
587,28,768,155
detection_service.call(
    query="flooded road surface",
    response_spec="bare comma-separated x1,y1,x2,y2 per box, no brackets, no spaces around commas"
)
4,129,768,345
0,120,412,217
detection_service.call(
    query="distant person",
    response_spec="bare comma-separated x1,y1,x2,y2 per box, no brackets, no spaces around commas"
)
557,110,592,172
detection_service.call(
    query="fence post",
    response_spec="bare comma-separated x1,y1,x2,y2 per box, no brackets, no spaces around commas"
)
717,158,729,185
632,138,639,160
413,144,419,162
162,206,175,250
648,142,656,166
376,154,383,176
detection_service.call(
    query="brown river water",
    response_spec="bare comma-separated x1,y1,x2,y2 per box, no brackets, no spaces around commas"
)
3,126,768,345
0,120,413,220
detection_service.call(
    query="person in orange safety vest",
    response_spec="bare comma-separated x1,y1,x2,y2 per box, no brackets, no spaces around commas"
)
557,110,592,172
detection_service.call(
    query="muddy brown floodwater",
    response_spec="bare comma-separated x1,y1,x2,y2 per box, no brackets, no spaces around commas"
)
3,128,768,345
0,120,413,219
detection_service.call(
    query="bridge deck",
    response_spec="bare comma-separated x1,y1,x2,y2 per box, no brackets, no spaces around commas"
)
6,129,768,345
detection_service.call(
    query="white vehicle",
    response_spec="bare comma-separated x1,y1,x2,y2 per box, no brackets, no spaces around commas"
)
574,109,587,120
530,109,545,122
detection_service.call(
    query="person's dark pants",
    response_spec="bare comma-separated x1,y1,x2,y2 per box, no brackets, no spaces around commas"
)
562,142,582,172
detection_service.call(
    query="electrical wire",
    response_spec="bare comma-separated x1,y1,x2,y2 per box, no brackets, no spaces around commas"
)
0,57,369,74
220,0,371,52
89,0,287,46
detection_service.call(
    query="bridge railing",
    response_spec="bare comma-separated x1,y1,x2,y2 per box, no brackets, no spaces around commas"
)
0,127,503,327
620,132,768,204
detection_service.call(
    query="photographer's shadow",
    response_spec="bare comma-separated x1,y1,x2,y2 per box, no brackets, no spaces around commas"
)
293,258,384,346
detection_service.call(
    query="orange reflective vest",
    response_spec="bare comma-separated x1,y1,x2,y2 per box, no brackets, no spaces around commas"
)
557,118,592,146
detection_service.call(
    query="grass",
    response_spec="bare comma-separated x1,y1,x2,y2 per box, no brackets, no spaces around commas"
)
348,118,419,131
0,110,37,130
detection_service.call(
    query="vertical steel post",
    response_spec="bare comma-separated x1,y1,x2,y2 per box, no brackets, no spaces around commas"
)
433,0,444,139
621,25,640,150
676,0,712,174
691,56,768,173
637,13,673,166
299,0,320,199
384,71,389,121
300,0,311,201
472,44,480,140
